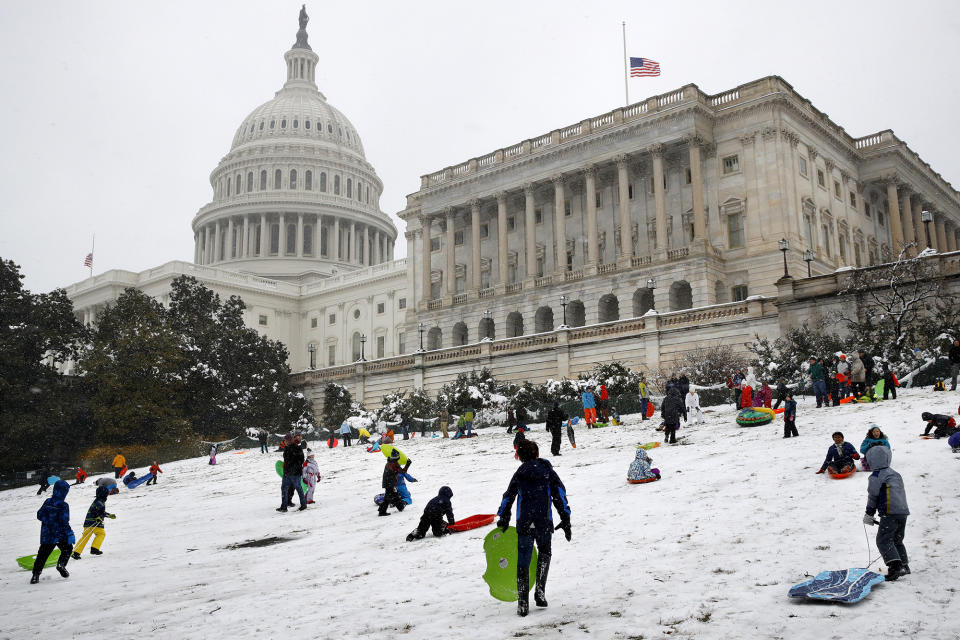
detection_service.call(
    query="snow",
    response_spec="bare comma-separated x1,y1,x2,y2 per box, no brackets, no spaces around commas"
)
2,389,959,638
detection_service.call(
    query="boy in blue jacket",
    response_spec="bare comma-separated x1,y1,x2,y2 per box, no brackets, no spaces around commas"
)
31,479,75,584
497,439,572,617
863,445,910,580
816,432,860,474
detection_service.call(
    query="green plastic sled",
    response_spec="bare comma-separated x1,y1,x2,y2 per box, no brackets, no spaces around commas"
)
274,460,308,493
874,379,885,397
16,548,59,571
482,526,538,602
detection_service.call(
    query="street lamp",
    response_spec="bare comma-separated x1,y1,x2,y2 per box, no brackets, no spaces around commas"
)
778,238,790,277
417,322,425,352
560,295,568,326
646,277,656,310
482,309,492,339
307,343,316,370
803,249,815,277
359,334,367,361
921,211,933,248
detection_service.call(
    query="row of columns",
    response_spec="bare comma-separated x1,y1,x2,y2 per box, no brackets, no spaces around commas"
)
414,138,710,303
194,214,394,267
886,181,958,255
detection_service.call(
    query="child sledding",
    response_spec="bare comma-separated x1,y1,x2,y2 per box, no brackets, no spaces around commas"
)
816,432,860,477
920,412,958,438
406,486,455,541
626,447,660,484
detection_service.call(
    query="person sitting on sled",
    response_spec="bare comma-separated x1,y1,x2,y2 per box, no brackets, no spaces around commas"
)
921,412,958,438
72,484,116,559
816,431,860,474
859,425,890,471
406,486,455,541
627,447,659,482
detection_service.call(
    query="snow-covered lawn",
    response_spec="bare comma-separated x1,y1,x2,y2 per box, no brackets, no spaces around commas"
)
1,388,958,639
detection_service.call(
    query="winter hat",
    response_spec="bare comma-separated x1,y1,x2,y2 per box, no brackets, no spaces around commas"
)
307,449,315,458
840,354,847,360
389,449,401,461
921,412,932,421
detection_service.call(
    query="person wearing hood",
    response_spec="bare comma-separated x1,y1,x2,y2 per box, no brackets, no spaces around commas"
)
661,388,685,444
74,467,87,485
277,434,306,513
816,432,860,474
146,461,162,485
581,387,597,428
881,363,898,400
378,449,406,516
597,384,611,422
112,450,126,479
302,450,320,504
31,480,75,583
626,447,659,482
782,392,799,438
545,402,566,456
406,486,455,541
685,389,703,425
754,382,773,409
849,354,866,396
512,425,528,459
497,439,571,617
836,355,851,400
72,484,116,559
338,420,353,446
863,445,910,580
921,412,958,438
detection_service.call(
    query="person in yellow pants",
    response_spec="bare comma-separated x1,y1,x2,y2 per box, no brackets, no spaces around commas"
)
71,485,115,559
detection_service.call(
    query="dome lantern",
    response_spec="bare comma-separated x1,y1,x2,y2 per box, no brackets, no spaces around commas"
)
284,6,319,91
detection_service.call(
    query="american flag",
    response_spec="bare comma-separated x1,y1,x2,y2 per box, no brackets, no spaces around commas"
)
83,253,93,268
630,57,660,78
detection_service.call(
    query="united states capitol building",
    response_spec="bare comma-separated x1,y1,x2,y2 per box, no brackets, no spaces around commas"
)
65,9,960,411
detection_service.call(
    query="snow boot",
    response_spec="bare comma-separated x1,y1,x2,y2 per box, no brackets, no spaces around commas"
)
90,548,102,555
517,569,530,617
56,557,69,578
71,552,81,560
899,564,911,576
276,507,288,512
297,505,307,511
534,553,551,607
30,571,40,584
885,560,902,581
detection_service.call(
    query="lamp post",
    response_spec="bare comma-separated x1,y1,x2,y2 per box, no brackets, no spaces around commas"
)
778,238,790,277
482,309,492,339
646,277,656,310
803,249,815,277
359,334,366,361
560,295,568,326
921,210,933,248
307,343,316,370
417,322,425,352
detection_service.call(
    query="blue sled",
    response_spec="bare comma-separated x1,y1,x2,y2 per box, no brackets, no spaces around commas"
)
124,473,154,489
789,568,885,603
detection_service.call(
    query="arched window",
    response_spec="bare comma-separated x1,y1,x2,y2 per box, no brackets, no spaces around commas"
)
259,121,264,130
327,124,332,133
281,119,286,128
534,306,554,333
290,169,297,190
270,119,275,129
246,172,253,192
305,170,312,191
274,169,282,189
567,300,586,327
226,177,231,196
356,180,362,201
479,317,495,340
305,120,311,129
669,281,693,311
452,322,468,346
632,288,655,316
334,175,341,195
346,178,352,198
598,294,620,323
352,332,362,361
427,327,442,350
236,173,241,193
286,224,296,255
506,312,524,338
303,224,313,255
259,170,267,191
270,223,280,254
293,119,298,129
320,172,327,192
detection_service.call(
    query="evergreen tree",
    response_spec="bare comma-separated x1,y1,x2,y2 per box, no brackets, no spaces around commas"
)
321,383,353,429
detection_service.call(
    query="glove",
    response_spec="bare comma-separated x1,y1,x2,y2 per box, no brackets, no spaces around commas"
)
815,469,825,474
863,514,876,525
555,520,572,542
107,513,116,519
67,532,76,545
497,519,509,532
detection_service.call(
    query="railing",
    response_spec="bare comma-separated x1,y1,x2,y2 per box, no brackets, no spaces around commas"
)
659,304,750,328
301,259,406,294
591,113,613,128
504,142,525,158
428,169,448,184
452,293,467,305
478,287,495,299
477,153,497,168
559,124,582,140
658,89,684,107
855,133,884,149
710,89,740,106
568,317,645,341
427,298,443,310
624,102,648,118
505,282,523,293
451,161,472,176
667,247,690,260
196,190,382,217
564,270,584,282
531,133,553,149
631,255,652,267
534,275,553,287
597,262,618,274
491,334,558,353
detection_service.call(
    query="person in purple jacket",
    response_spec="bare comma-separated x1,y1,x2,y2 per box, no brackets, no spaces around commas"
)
816,432,860,474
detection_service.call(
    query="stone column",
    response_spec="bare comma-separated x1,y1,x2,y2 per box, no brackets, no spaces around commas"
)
334,217,341,260
296,214,304,257
688,139,706,242
259,214,268,256
226,217,234,260
584,167,599,267
242,215,250,258
496,191,508,285
404,230,416,312
278,214,286,255
886,181,905,255
350,222,357,263
421,216,432,303
373,230,380,264
552,176,566,274
945,222,957,252
652,144,667,253
615,156,633,264
470,199,482,290
912,198,926,249
194,232,200,263
935,212,947,252
523,184,537,279
361,225,368,265
445,209,456,295
214,221,221,262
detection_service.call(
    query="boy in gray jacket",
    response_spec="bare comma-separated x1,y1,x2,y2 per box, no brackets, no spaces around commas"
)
863,446,909,581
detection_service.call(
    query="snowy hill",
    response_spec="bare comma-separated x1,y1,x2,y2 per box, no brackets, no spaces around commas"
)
2,389,958,639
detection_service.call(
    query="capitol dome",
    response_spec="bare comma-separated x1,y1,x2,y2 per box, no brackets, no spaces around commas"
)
191,8,396,281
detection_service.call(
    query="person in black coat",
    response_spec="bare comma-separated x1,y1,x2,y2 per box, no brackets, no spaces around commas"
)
858,350,875,385
257,430,269,454
378,450,406,516
36,468,51,496
506,409,516,434
678,374,690,397
545,402,566,456
496,439,571,617
277,434,306,512
406,486,455,541
773,379,789,410
661,388,684,444
950,338,960,391
882,363,897,400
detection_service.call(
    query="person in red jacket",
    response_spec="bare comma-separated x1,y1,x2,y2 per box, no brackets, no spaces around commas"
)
597,384,610,422
146,461,163,485
74,467,87,485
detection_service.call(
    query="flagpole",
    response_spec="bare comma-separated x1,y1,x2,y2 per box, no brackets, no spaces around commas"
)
90,234,95,277
622,21,629,106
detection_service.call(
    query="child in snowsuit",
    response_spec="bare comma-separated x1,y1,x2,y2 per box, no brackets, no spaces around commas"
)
208,444,217,465
338,421,353,446
545,402,566,456
864,445,910,580
36,470,50,495
406,486,455,541
581,388,597,427
859,425,889,471
827,373,840,407
72,484,116,559
627,447,659,482
74,467,87,485
378,450,406,516
146,461,162,485
31,480,75,583
816,432,860,474
685,389,703,425
497,439,571,617
921,412,958,438
258,430,269,453
783,393,798,438
302,450,320,504
882,364,898,400
661,388,684,444
513,426,527,459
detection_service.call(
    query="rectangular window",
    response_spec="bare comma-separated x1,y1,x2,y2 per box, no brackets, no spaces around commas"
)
454,230,464,246
480,223,489,239
536,257,544,278
258,314,268,326
535,208,543,224
566,252,573,271
727,212,745,248
817,169,825,187
564,200,571,217
864,203,872,218
430,281,441,299
430,237,440,252
328,313,336,325
595,192,602,209
822,225,831,257
398,297,406,310
508,264,517,284
834,181,841,199
628,183,634,199
310,317,318,328
398,333,405,355
327,345,335,366
455,275,465,293
839,235,847,262
849,192,857,208
507,216,515,231
798,156,807,176
376,336,384,359
722,155,739,174
731,285,749,302
481,270,490,288
376,302,385,314
804,216,814,248
878,211,885,226
685,167,692,184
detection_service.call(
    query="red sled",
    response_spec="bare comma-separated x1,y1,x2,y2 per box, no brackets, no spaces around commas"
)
839,396,856,405
645,403,655,418
327,437,338,448
627,476,660,485
774,407,785,414
447,514,497,532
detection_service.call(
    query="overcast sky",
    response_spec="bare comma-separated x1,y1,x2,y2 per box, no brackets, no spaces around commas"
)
2,0,958,293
